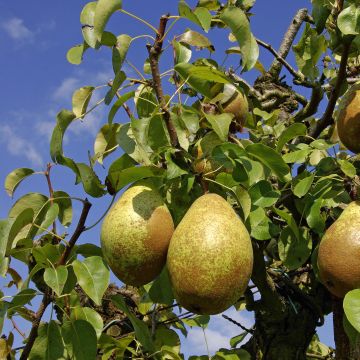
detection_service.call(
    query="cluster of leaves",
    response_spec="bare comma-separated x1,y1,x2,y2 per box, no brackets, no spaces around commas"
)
2,0,360,358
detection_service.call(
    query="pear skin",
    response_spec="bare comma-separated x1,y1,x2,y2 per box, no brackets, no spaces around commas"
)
167,193,253,314
318,201,360,298
101,183,174,286
337,86,360,153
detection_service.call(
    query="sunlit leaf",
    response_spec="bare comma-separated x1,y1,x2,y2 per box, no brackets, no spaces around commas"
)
72,86,95,119
94,0,122,41
4,168,35,197
44,266,68,296
73,256,110,305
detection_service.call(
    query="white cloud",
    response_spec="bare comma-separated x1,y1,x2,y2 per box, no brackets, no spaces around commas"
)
35,120,55,140
0,125,43,166
52,77,81,101
2,18,34,41
182,309,254,357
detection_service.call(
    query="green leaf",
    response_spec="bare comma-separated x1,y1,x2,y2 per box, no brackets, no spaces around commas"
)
276,123,307,152
94,123,120,164
234,186,251,220
116,123,151,164
9,289,37,310
6,209,34,254
72,86,95,119
71,307,103,339
112,295,154,352
230,332,247,348
0,220,11,275
62,319,97,360
94,0,122,41
148,115,171,150
173,41,192,64
183,315,210,328
108,90,135,124
338,159,356,177
344,289,360,333
278,227,312,270
53,191,72,227
44,266,68,296
205,113,233,141
76,244,103,258
66,43,89,65
112,34,132,73
193,7,212,32
292,23,327,79
148,267,174,305
338,4,360,35
107,165,164,193
35,203,59,236
306,198,325,234
293,171,315,198
246,143,290,182
4,168,35,197
343,314,360,347
76,163,106,198
220,7,259,71
178,30,213,51
105,70,126,105
188,65,230,83
135,85,158,118
101,31,117,46
248,180,280,207
80,2,100,48
165,152,188,179
73,256,110,305
178,1,204,30
282,147,312,164
175,62,214,98
272,207,300,239
50,110,79,176
29,321,65,360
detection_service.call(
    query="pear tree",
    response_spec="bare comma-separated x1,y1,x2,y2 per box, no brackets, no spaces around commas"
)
2,0,360,359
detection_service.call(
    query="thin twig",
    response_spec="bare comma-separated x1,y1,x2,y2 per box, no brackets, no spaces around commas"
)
44,163,57,240
308,40,353,140
20,199,92,359
222,314,254,334
256,38,305,83
11,318,26,339
147,15,179,148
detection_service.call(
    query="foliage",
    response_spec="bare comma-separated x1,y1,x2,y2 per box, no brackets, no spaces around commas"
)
2,0,360,358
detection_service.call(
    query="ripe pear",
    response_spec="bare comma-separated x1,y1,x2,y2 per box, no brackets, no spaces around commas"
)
167,193,253,314
101,182,174,286
337,86,360,153
318,201,360,298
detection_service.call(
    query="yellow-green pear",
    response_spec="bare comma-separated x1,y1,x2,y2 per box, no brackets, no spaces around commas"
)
167,193,253,314
337,85,360,153
101,182,174,286
318,201,360,298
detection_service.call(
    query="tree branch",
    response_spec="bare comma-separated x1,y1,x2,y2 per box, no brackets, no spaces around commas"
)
57,198,92,266
294,84,324,123
20,199,92,359
269,8,309,79
308,40,352,140
147,15,179,148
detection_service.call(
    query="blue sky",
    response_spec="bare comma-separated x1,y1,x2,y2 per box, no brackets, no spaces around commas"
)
0,0,334,357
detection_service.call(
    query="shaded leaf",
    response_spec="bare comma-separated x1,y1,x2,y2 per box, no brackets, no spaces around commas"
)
62,319,97,360
246,143,290,182
76,163,106,198
179,30,213,51
112,295,154,352
94,123,120,164
276,123,307,152
205,113,233,141
53,190,72,227
148,267,174,305
66,43,89,65
108,90,135,124
71,306,103,339
344,289,360,333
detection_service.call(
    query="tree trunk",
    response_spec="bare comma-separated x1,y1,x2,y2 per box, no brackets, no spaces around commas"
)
244,303,319,360
333,297,360,360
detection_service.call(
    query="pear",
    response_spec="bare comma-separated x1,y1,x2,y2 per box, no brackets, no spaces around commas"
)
337,85,360,153
318,201,360,298
219,84,249,129
101,182,174,286
167,193,253,314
